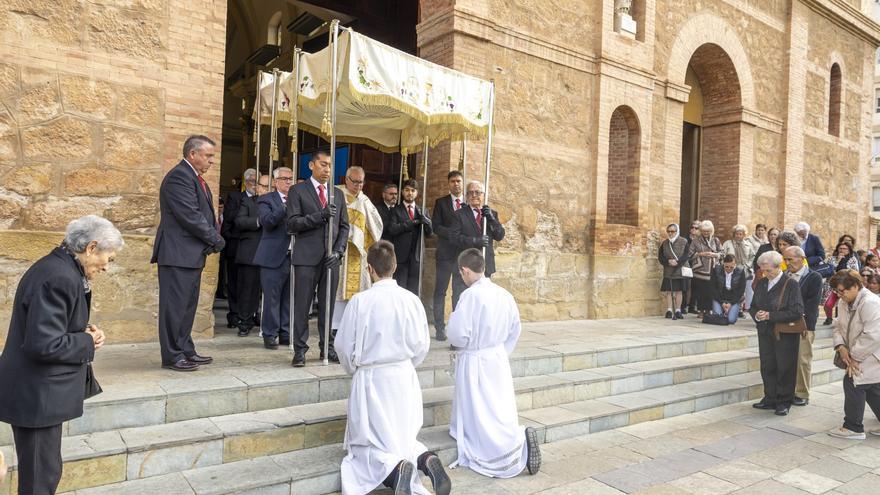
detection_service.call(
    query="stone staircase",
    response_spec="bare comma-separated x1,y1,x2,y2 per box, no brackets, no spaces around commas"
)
0,319,844,495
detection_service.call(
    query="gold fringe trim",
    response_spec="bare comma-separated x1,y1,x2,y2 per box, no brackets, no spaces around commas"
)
402,154,409,180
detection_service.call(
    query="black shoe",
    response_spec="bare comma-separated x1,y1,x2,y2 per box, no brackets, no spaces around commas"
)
436,327,447,341
674,310,684,320
393,460,414,495
162,359,200,372
320,349,340,363
665,310,673,319
187,354,213,365
823,317,833,326
792,397,809,406
292,350,305,367
525,426,542,475
238,327,251,337
264,337,278,350
688,307,698,314
752,400,775,410
418,453,451,495
279,338,290,347
775,405,790,416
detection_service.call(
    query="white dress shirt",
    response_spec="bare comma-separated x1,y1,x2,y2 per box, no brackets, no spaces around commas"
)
767,271,784,291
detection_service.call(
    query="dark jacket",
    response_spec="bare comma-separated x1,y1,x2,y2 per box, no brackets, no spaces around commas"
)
221,190,246,240
451,205,505,276
711,266,746,304
797,269,823,331
0,248,96,428
254,191,292,269
388,203,433,264
432,195,465,261
375,201,395,241
801,233,826,269
234,194,262,266
659,237,690,279
752,243,775,273
749,273,805,333
286,179,349,266
151,160,223,268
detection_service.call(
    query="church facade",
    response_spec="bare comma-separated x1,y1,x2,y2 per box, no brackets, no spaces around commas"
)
0,0,878,344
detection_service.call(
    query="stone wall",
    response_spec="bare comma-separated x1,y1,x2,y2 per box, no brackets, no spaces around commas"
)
0,0,227,345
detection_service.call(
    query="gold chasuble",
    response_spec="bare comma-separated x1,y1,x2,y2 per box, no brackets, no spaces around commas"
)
337,186,384,300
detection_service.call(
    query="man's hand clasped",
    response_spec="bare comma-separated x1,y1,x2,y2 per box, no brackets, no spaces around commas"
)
85,324,106,350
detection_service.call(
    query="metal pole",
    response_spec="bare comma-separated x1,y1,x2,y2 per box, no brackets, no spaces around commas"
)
481,83,495,258
254,72,263,182
289,49,302,351
324,20,340,366
461,133,467,185
398,132,405,201
417,138,429,298
268,69,280,184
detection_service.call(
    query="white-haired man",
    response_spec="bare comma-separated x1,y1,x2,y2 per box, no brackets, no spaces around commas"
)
220,168,258,329
794,222,826,271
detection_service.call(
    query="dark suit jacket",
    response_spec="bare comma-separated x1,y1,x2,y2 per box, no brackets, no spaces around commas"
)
451,206,505,276
752,243,774,272
711,266,746,304
432,195,464,261
375,201,395,241
388,203,433,264
802,234,826,268
749,273,805,333
151,160,222,268
235,195,262,266
797,269,824,331
286,180,349,266
221,191,246,240
0,248,95,428
254,191,292,269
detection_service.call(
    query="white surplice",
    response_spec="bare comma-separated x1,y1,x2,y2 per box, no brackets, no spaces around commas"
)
446,276,527,478
334,278,432,495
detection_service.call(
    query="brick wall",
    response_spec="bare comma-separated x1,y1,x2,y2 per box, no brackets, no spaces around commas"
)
607,107,639,227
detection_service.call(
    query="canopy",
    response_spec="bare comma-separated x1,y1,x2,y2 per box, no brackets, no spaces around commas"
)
254,29,493,154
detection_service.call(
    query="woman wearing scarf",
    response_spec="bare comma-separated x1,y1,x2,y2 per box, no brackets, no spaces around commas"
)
723,225,756,315
659,223,690,320
688,220,723,316
745,224,768,256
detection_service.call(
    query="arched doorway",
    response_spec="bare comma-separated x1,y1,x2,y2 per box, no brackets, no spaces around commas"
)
679,43,743,233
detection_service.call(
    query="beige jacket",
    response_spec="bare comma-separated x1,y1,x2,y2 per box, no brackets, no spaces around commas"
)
833,288,880,386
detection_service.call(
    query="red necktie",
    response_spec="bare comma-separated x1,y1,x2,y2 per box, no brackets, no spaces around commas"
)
475,208,482,226
408,205,414,220
197,175,209,201
455,198,461,210
318,184,327,208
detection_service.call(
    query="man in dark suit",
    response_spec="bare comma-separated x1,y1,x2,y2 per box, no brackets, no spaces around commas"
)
388,179,433,294
794,222,826,270
219,168,257,328
451,180,505,278
750,250,805,416
287,150,350,366
710,254,746,324
431,170,465,341
151,135,224,372
254,167,295,350
375,182,398,241
234,173,268,337
783,246,824,407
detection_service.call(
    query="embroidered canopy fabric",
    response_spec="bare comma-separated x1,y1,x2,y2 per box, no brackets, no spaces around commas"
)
255,29,493,154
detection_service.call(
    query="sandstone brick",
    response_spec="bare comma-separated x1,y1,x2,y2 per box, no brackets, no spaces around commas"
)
64,166,131,196
0,63,18,99
22,197,112,231
3,163,54,195
118,86,162,128
135,173,160,194
12,80,62,125
102,125,162,169
0,109,18,163
0,194,25,226
0,0,83,46
105,194,158,231
60,75,116,120
87,5,164,60
21,116,93,161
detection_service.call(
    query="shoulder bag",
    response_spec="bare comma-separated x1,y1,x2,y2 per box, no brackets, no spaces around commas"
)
772,277,808,339
673,241,693,278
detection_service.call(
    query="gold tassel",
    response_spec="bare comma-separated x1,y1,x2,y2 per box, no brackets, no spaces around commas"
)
402,154,409,180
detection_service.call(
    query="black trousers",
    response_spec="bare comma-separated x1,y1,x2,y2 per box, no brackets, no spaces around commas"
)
757,328,799,406
432,257,465,330
157,265,201,365
293,263,339,353
692,278,713,312
236,263,261,328
842,375,880,433
260,264,290,340
13,423,63,495
394,260,421,295
225,240,240,325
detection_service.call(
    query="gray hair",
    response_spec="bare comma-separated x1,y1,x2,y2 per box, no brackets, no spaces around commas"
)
64,215,124,253
776,230,801,248
700,220,714,233
757,250,783,268
243,168,257,181
272,167,292,179
346,165,365,178
732,224,747,235
794,221,810,233
466,180,484,192
784,246,806,257
182,135,215,158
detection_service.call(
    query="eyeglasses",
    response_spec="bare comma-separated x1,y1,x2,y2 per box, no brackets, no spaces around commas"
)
276,177,293,182
666,230,677,233
834,287,848,296
466,190,484,196
690,226,699,230
346,177,364,185
258,183,270,188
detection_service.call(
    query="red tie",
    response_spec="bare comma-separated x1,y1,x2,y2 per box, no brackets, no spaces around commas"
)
408,205,414,220
455,198,461,210
197,175,209,201
318,184,327,208
475,208,482,226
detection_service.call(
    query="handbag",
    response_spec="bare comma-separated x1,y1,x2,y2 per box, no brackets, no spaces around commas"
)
702,313,729,326
680,266,694,278
814,262,835,278
85,362,102,399
772,277,809,339
834,300,861,370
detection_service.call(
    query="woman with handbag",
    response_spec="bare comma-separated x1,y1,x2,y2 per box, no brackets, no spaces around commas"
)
823,241,860,326
658,223,690,320
0,216,122,495
688,220,723,317
828,269,880,440
749,250,805,417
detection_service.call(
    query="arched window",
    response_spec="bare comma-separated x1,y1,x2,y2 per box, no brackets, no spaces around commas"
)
267,11,283,46
606,106,641,226
828,63,842,137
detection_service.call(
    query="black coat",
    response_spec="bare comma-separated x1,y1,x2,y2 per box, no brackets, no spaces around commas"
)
0,248,96,428
286,180,349,266
221,190,246,240
750,273,805,333
432,195,464,261
234,195,262,266
388,203,433,264
797,269,824,331
711,266,746,304
451,205,505,276
374,201,395,241
752,243,775,272
254,192,292,269
151,160,223,268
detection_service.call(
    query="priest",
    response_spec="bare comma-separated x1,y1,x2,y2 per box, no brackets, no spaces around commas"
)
331,166,384,331
446,248,541,478
334,240,451,495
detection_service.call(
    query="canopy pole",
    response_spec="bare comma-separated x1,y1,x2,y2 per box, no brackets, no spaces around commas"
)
267,69,280,185
460,133,468,185
481,82,495,258
398,132,405,203
288,48,302,352
324,19,340,366
417,138,429,299
254,72,263,184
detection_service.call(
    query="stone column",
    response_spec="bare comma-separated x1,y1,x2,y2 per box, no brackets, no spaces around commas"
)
781,0,809,228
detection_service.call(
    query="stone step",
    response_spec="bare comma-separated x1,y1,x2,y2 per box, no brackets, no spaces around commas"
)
57,360,846,495
0,341,836,493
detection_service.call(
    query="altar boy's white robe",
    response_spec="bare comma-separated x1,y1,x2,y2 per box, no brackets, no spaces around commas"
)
334,278,432,495
447,276,527,478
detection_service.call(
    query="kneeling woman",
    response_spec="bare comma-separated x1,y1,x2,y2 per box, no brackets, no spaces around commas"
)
659,223,690,320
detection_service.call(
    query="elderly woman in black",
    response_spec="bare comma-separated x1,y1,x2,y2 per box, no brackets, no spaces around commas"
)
688,220,723,317
0,215,123,495
659,223,690,320
750,250,805,417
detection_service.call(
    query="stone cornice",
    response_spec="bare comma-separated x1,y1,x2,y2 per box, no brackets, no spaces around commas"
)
801,0,880,45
